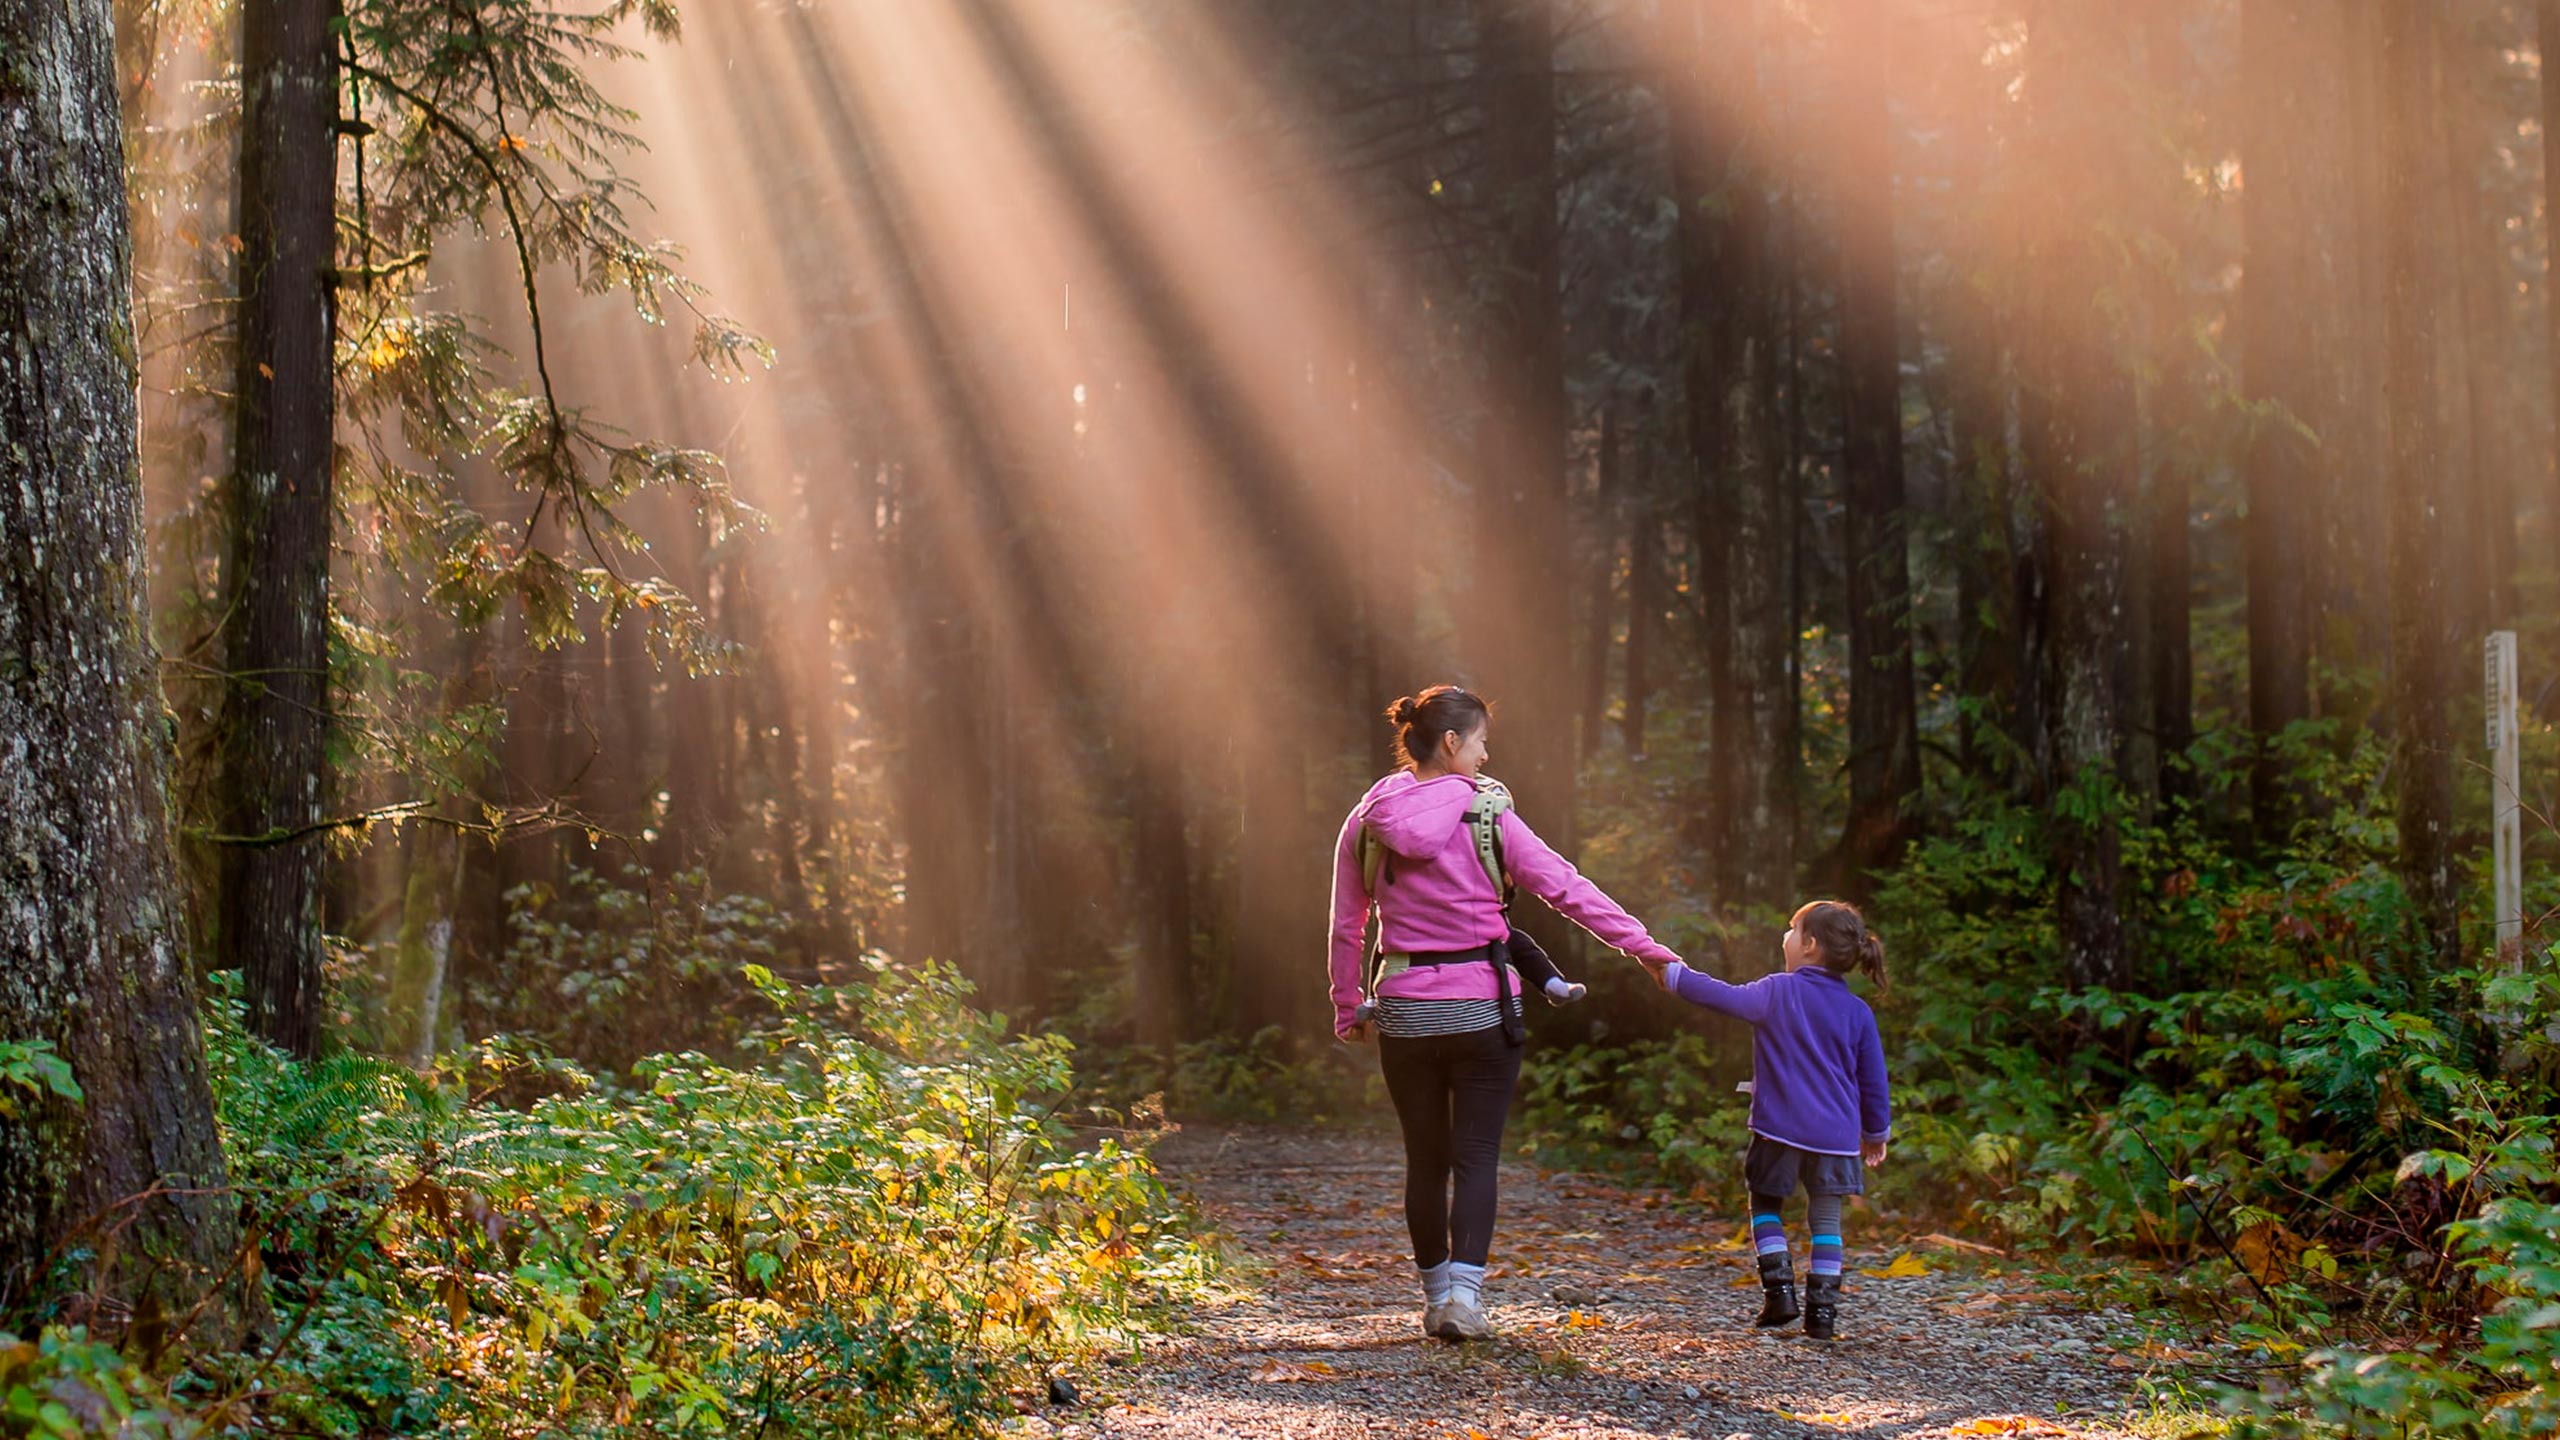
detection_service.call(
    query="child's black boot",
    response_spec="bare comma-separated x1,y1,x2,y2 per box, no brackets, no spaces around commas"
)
1802,1274,1841,1340
1753,1253,1800,1328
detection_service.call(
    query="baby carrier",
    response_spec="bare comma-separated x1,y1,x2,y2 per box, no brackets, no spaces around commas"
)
1356,775,1525,1044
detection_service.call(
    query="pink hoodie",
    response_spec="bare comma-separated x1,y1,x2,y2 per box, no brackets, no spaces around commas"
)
1326,770,1681,1037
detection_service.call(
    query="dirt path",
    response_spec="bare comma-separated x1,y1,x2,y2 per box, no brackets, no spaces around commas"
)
1045,1126,2182,1440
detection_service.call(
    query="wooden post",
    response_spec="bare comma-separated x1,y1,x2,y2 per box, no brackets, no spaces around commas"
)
2485,630,2522,971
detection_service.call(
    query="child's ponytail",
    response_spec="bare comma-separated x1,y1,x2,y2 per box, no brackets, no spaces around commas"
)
1793,900,1889,994
1854,928,1888,995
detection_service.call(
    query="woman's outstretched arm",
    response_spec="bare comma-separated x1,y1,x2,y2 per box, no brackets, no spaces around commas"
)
1496,810,1680,967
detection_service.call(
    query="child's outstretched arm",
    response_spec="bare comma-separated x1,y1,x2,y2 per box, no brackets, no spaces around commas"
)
1857,1013,1892,1163
1655,959,1778,1025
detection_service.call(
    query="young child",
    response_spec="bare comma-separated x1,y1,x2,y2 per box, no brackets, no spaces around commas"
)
1643,901,1890,1341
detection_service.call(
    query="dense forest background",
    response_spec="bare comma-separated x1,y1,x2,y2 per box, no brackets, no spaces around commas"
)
11,0,2560,1432
112,0,2560,1057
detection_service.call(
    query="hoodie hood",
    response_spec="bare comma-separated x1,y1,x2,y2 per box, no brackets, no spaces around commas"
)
1354,771,1478,860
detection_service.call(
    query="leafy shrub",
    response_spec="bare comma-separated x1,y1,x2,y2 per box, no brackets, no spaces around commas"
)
466,865,792,1066
25,959,1214,1438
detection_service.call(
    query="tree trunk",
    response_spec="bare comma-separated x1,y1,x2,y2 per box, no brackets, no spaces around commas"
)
215,0,337,1057
1578,407,1620,765
2442,23,2518,631
2023,0,2135,991
1471,0,1574,871
2136,7,2199,803
1622,435,1662,757
2542,0,2560,625
2378,0,2461,970
1835,0,1920,891
1674,0,1793,912
2239,0,2319,839
0,0,248,1335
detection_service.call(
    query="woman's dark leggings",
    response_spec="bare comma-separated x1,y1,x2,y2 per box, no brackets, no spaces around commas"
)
1378,1025,1523,1268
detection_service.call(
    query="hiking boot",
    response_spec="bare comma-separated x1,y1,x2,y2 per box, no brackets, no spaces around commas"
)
1433,1298,1494,1342
1754,1253,1800,1328
1803,1274,1841,1341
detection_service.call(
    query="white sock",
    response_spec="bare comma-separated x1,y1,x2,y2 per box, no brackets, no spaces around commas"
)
1420,1260,1452,1306
1544,976,1585,1002
1448,1261,1487,1309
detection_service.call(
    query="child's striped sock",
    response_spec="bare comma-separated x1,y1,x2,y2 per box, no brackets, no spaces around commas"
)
1806,1193,1845,1278
1749,1194,1790,1265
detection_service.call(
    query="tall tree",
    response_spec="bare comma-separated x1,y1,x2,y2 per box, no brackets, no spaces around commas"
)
1834,0,1921,888
2542,0,2560,591
2021,0,2136,991
1471,0,1573,861
1673,0,1794,911
2378,0,2461,969
2239,0,2320,838
1,0,246,1333
214,0,337,1056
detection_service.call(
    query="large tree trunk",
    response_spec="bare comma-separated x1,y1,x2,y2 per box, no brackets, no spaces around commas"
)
214,0,337,1057
0,0,247,1336
1674,0,1794,912
2024,0,2135,992
1834,0,1920,892
2378,0,2460,970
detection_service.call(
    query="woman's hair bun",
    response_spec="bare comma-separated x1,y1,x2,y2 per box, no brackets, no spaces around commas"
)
1386,695,1420,727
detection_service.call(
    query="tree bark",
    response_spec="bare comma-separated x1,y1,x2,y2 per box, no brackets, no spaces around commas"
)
2239,0,2320,839
1578,407,1621,765
1,0,248,1336
1835,0,1920,891
2023,0,2135,991
2378,0,2461,970
1674,0,1794,912
1465,0,1577,955
1622,434,1662,757
2542,0,2560,628
215,0,337,1057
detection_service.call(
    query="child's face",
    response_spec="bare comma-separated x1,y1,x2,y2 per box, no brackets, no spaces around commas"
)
1781,921,1816,971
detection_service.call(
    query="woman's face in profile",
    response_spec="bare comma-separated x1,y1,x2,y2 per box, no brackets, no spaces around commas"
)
1443,720,1490,778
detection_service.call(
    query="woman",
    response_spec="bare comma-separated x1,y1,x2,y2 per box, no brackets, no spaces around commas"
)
1327,684,1683,1341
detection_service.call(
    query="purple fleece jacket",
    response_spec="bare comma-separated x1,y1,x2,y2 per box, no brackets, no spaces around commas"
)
1327,771,1679,1038
1662,960,1892,1157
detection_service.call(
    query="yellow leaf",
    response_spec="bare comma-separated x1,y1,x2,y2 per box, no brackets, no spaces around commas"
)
1250,1359,1337,1383
1780,1412,1860,1426
1562,1309,1608,1329
1858,1252,1929,1278
1947,1417,2069,1437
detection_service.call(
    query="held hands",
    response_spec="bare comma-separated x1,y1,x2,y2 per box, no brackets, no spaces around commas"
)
1637,953,1676,992
1338,1020,1373,1045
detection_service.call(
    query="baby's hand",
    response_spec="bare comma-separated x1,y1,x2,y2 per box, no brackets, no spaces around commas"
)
1862,1139,1888,1167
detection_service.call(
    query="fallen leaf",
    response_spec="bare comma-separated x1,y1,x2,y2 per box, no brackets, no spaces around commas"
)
1859,1252,1930,1278
1562,1309,1608,1329
1780,1412,1861,1426
1947,1417,2069,1437
1915,1231,2007,1257
1250,1359,1337,1383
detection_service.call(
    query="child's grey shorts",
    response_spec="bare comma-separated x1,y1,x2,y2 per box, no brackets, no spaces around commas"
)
1745,1134,1865,1197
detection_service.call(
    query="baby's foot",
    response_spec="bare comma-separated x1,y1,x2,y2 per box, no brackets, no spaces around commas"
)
1543,976,1587,1005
